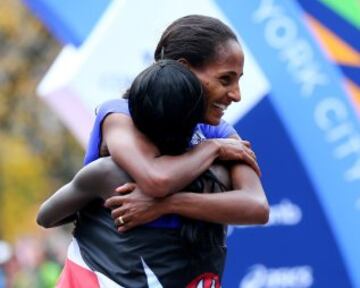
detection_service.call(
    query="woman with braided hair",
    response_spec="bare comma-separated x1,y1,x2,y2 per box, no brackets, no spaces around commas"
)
38,15,269,287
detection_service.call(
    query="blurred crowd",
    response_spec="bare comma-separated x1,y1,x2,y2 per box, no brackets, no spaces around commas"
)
0,230,70,288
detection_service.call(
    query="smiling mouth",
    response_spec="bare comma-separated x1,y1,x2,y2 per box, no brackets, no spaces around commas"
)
213,103,227,112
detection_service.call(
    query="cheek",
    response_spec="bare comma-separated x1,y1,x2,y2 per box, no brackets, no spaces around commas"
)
206,86,223,104
202,81,211,91
203,82,216,102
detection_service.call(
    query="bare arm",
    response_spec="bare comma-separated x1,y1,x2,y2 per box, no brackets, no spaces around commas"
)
106,163,269,231
163,135,268,224
103,114,259,197
36,157,131,228
164,164,269,225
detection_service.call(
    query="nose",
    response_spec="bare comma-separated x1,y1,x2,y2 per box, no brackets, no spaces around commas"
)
227,83,241,102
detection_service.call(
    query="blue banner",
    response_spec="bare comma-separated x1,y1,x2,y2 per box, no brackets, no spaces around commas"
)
216,0,360,287
22,0,110,46
24,0,360,286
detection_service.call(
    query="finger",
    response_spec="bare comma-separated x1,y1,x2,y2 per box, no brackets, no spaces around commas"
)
242,152,261,177
115,215,128,227
104,196,124,209
238,147,260,174
241,140,251,148
253,161,261,177
244,146,257,160
110,206,127,219
117,221,133,233
115,182,136,194
223,144,261,175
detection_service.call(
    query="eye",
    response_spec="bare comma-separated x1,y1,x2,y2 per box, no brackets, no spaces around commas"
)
219,75,231,86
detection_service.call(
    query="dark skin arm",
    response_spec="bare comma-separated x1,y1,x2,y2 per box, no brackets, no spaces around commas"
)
105,133,268,232
102,113,260,197
36,157,246,229
165,134,268,225
164,164,268,224
106,162,269,232
36,126,261,228
37,112,263,228
36,157,132,228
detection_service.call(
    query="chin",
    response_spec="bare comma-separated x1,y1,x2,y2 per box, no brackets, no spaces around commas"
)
205,116,221,126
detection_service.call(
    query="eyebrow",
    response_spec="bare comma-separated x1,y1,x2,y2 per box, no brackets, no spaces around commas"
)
229,71,244,77
219,70,243,78
221,71,238,76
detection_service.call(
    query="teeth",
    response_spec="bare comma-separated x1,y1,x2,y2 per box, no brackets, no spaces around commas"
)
213,103,227,111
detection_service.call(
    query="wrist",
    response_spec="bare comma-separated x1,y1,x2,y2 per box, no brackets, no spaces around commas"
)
161,193,192,215
159,193,178,215
156,196,172,215
201,139,221,158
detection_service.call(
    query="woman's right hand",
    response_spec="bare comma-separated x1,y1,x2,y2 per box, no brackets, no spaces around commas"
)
211,138,261,176
104,183,165,232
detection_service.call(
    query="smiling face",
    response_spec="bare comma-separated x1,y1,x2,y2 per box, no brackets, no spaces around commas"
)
190,39,244,125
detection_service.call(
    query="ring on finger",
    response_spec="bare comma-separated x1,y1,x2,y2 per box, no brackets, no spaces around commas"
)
118,216,125,225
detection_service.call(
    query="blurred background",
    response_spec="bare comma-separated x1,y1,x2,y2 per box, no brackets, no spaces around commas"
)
0,0,359,287
0,0,82,287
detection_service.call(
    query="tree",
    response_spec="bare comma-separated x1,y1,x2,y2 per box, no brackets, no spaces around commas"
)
0,0,83,241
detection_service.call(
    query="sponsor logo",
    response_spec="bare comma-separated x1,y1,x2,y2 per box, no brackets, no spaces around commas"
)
186,273,220,288
240,264,313,288
266,199,302,227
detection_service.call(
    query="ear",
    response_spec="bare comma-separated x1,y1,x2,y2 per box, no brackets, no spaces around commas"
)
177,58,191,68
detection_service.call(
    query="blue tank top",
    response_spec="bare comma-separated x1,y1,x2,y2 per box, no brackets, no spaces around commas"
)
83,98,237,228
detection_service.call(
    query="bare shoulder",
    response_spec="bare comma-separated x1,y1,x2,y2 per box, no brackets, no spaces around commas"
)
84,157,131,182
75,157,131,197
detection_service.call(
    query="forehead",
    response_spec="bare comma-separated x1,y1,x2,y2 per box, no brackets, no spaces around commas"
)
206,40,244,73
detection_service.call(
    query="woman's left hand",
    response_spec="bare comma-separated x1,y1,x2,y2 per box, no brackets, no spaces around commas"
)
104,183,164,232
